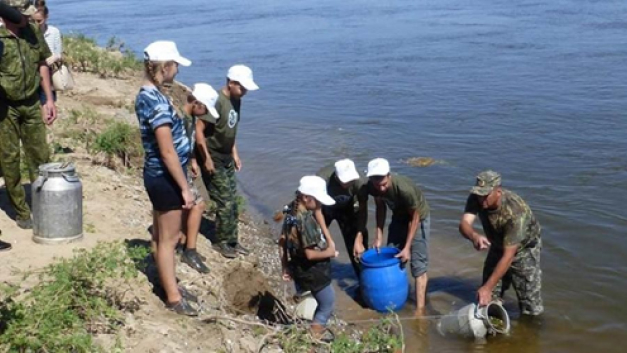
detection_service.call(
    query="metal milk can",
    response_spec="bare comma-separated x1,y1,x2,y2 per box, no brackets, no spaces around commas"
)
31,162,83,244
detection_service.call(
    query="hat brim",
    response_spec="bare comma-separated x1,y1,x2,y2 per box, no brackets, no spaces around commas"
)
367,169,389,177
315,193,336,206
470,186,492,196
174,56,191,67
239,78,259,91
207,106,219,119
22,5,37,16
337,170,359,184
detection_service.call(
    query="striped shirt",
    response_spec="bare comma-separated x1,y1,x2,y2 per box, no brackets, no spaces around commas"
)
43,25,62,57
135,85,190,177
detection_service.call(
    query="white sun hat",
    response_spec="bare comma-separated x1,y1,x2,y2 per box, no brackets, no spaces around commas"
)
298,176,335,206
192,83,219,119
366,158,390,177
227,65,259,91
334,159,360,183
144,41,191,67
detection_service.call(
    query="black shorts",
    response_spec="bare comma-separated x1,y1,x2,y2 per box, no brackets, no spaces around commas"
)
144,170,186,212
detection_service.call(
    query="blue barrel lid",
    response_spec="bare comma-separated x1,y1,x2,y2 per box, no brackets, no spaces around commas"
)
360,247,402,268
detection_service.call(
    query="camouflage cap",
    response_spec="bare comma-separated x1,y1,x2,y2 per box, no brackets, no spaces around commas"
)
3,0,36,16
470,170,501,196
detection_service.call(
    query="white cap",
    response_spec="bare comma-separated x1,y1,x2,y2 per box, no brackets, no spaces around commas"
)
192,83,219,119
298,176,335,206
227,65,259,91
334,159,359,183
144,41,191,67
367,158,390,177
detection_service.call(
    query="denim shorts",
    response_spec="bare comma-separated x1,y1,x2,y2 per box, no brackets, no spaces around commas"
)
387,215,431,277
144,170,186,212
38,87,57,104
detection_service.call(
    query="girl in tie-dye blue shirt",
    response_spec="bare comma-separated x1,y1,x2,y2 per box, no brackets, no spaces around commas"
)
135,85,190,177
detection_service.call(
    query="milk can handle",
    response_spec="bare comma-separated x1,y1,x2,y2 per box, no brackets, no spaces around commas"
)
62,173,80,182
474,304,486,320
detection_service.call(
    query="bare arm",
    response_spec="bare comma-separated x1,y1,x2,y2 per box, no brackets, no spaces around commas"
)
155,125,189,192
354,197,368,249
233,143,242,171
315,208,335,245
195,119,211,162
374,197,387,247
460,213,491,250
477,245,517,305
39,63,56,124
304,244,337,261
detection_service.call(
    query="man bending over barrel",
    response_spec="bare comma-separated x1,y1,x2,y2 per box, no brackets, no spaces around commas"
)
367,158,431,314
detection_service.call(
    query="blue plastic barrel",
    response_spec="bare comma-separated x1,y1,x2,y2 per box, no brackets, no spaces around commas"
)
360,247,409,312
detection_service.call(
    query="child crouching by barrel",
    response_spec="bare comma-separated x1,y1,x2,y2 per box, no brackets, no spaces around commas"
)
279,176,339,342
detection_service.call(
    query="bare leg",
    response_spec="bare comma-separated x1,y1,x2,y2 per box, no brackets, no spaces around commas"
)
155,209,183,304
151,211,159,262
185,200,205,250
415,273,428,314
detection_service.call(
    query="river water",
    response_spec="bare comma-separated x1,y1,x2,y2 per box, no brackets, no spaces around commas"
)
52,0,626,351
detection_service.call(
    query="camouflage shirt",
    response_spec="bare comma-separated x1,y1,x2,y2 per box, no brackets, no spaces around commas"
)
0,23,51,101
281,201,331,292
464,189,541,249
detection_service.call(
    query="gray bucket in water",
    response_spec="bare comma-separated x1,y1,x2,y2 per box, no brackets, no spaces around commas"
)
437,301,511,338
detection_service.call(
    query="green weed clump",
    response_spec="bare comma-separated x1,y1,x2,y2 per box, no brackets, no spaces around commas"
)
276,316,403,353
92,120,143,168
63,34,142,77
0,241,143,352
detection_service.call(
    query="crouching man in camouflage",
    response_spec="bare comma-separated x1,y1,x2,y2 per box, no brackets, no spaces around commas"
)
459,170,543,316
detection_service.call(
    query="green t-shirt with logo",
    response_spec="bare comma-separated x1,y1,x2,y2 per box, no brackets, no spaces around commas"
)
369,174,430,220
200,90,240,159
464,189,541,249
317,164,368,213
0,24,51,101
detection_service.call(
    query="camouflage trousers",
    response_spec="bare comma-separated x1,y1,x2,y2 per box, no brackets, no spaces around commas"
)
201,160,238,244
0,97,49,220
483,239,544,316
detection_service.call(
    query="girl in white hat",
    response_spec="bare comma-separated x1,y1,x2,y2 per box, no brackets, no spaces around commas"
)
279,176,339,342
135,40,196,316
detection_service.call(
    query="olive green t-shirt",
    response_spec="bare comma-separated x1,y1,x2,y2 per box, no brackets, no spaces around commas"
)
369,174,430,220
316,165,368,212
464,189,541,249
0,24,51,101
200,90,240,157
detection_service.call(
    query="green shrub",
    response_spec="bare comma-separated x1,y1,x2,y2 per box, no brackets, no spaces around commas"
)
0,242,142,352
63,34,142,77
92,121,143,168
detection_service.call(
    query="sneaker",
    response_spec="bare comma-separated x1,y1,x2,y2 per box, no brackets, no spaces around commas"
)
312,328,335,343
0,240,12,252
166,297,198,316
230,243,250,256
212,243,237,259
181,250,210,274
16,218,33,230
178,286,199,303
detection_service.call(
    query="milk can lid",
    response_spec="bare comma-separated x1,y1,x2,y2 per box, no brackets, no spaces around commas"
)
38,162,76,174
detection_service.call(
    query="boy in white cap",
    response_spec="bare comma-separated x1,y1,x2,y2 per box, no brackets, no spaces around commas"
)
279,176,338,342
316,159,369,279
196,65,259,258
175,83,220,274
367,158,431,314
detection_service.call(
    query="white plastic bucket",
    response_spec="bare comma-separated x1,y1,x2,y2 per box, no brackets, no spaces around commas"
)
437,301,510,338
293,296,317,321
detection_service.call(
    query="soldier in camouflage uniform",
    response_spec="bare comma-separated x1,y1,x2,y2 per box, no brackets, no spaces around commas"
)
0,0,56,229
196,65,258,258
459,170,543,316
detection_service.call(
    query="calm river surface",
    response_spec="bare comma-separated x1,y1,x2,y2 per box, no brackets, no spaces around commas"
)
53,0,627,351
